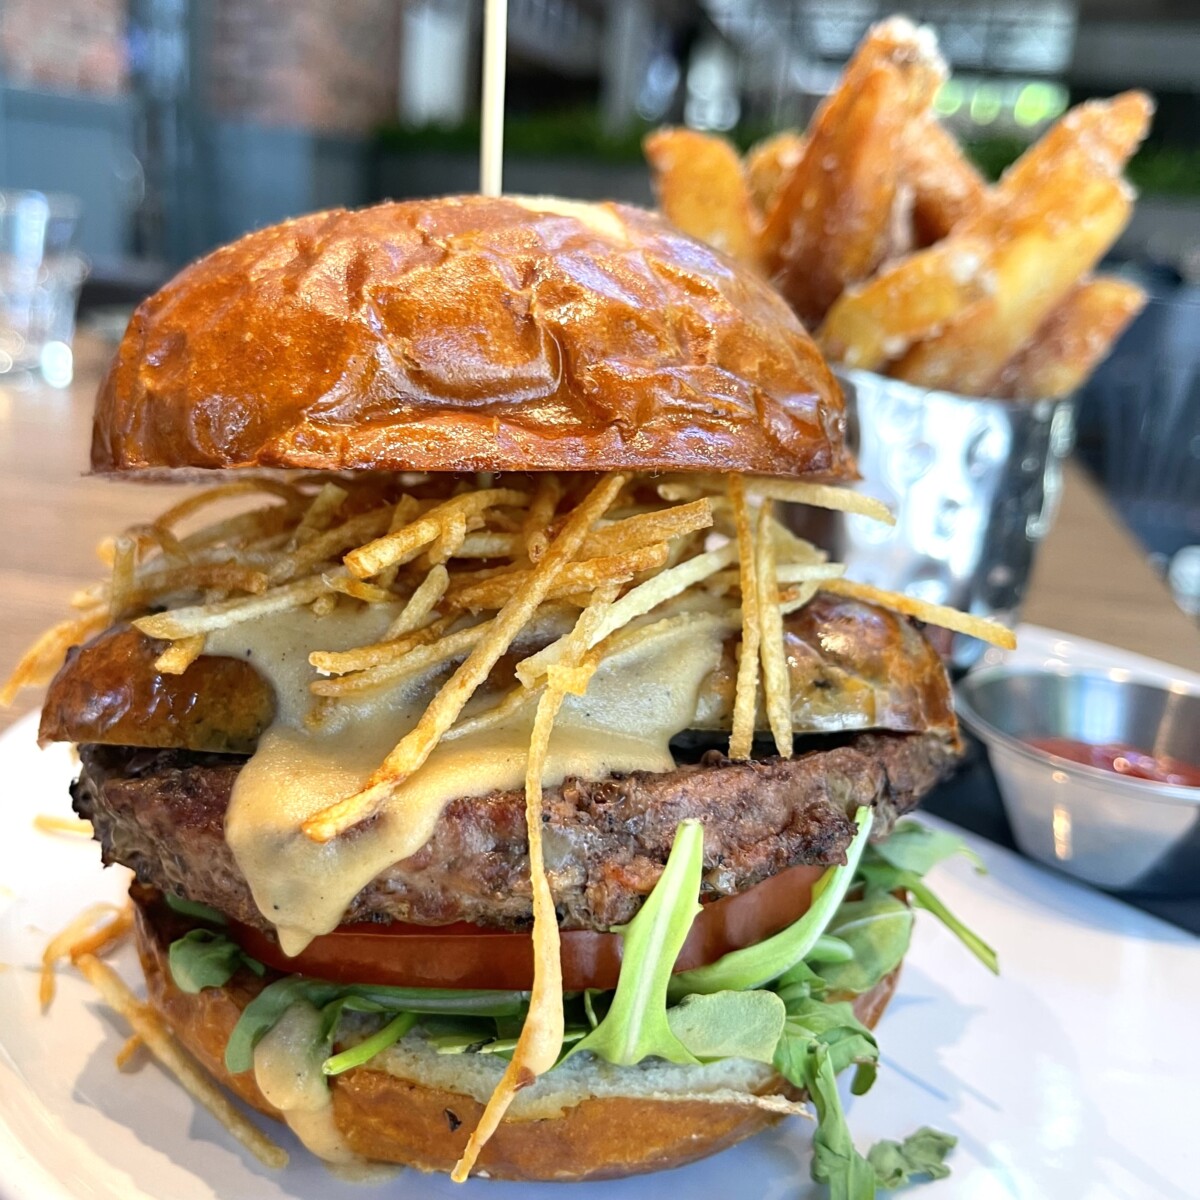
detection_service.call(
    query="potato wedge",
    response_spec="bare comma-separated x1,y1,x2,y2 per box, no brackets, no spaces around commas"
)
904,116,988,244
644,128,760,267
893,177,1133,394
818,231,996,370
991,275,1147,399
744,130,807,216
759,17,946,327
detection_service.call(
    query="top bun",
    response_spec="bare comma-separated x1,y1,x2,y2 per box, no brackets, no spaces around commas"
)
92,196,852,478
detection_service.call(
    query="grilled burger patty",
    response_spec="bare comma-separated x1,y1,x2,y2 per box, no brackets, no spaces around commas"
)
73,731,957,935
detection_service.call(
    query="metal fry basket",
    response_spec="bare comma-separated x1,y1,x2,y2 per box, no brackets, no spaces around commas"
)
815,368,1076,672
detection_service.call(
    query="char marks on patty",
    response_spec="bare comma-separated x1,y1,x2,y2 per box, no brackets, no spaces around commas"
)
73,732,957,935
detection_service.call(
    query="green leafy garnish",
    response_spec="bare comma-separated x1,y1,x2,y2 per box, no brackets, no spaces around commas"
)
567,819,704,1066
668,807,874,997
323,1012,417,1076
867,1127,957,1188
815,894,913,996
666,990,786,1064
859,822,998,975
168,928,262,994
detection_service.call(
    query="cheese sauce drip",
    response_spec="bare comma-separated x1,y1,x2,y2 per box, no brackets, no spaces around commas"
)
210,606,726,957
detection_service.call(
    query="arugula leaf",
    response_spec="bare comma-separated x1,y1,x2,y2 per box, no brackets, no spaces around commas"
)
778,996,879,1095
867,1127,956,1189
323,1011,418,1076
666,991,786,1064
567,820,704,1066
858,822,999,975
815,894,913,996
168,928,261,994
870,820,985,876
805,1043,879,1200
668,807,874,998
223,974,529,1074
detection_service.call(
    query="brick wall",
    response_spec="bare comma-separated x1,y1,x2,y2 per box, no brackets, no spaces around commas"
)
0,0,128,95
208,0,402,135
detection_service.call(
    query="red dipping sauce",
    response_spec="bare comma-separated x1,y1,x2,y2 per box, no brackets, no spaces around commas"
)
1026,737,1200,788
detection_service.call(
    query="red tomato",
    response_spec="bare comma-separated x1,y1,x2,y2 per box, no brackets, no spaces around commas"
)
230,861,826,991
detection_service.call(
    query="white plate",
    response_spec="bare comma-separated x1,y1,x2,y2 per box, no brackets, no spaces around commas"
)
1,712,1197,1200
977,623,1200,690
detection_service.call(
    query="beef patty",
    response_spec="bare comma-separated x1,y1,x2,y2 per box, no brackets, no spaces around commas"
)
73,731,958,935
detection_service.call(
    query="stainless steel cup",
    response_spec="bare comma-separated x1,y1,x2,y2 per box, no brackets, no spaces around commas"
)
813,368,1076,672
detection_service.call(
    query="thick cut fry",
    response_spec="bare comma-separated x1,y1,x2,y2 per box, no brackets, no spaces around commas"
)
759,17,946,326
824,577,1016,648
344,489,529,580
904,116,988,244
818,233,995,370
991,276,1147,400
644,129,760,267
893,178,1132,394
34,814,93,837
75,955,289,1169
746,478,895,525
727,478,760,761
303,474,627,842
996,92,1153,209
755,504,792,759
744,131,807,216
109,535,137,620
115,1033,144,1071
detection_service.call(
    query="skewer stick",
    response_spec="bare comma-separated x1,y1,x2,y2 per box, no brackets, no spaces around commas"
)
480,0,509,197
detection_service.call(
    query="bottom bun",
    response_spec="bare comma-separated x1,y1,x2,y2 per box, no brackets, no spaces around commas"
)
135,898,900,1181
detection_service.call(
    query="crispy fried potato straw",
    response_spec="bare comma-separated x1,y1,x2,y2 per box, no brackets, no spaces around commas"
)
755,503,793,759
728,477,760,761
115,1033,144,1071
516,542,736,687
824,577,1016,648
75,954,289,1169
289,483,348,547
109,535,137,620
152,479,301,533
746,479,895,526
580,498,713,558
40,902,131,1010
523,475,563,565
453,585,615,1181
344,489,530,579
303,474,627,842
134,574,333,640
33,814,93,837
0,609,108,705
386,565,449,640
154,634,206,675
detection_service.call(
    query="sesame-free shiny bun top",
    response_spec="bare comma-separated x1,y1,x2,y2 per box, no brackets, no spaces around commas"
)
92,196,852,478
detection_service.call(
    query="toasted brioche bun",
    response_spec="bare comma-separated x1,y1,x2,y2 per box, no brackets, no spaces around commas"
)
135,894,899,1181
92,196,852,480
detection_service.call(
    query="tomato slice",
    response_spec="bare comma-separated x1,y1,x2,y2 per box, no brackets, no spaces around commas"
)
229,861,826,991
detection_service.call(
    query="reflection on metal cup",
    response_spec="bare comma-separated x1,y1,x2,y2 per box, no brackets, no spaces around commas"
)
805,369,1075,672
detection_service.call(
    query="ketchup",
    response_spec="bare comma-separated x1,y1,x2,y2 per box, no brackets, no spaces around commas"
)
1026,737,1200,788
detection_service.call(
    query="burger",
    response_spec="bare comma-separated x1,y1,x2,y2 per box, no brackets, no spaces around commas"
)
13,196,1001,1192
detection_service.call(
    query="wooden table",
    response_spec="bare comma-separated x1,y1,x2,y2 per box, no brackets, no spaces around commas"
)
1,334,1197,733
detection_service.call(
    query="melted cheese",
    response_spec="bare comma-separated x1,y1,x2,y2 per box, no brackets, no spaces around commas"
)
252,1000,358,1165
209,606,726,957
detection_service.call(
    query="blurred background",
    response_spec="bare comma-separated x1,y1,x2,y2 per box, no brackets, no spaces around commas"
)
0,0,1197,611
